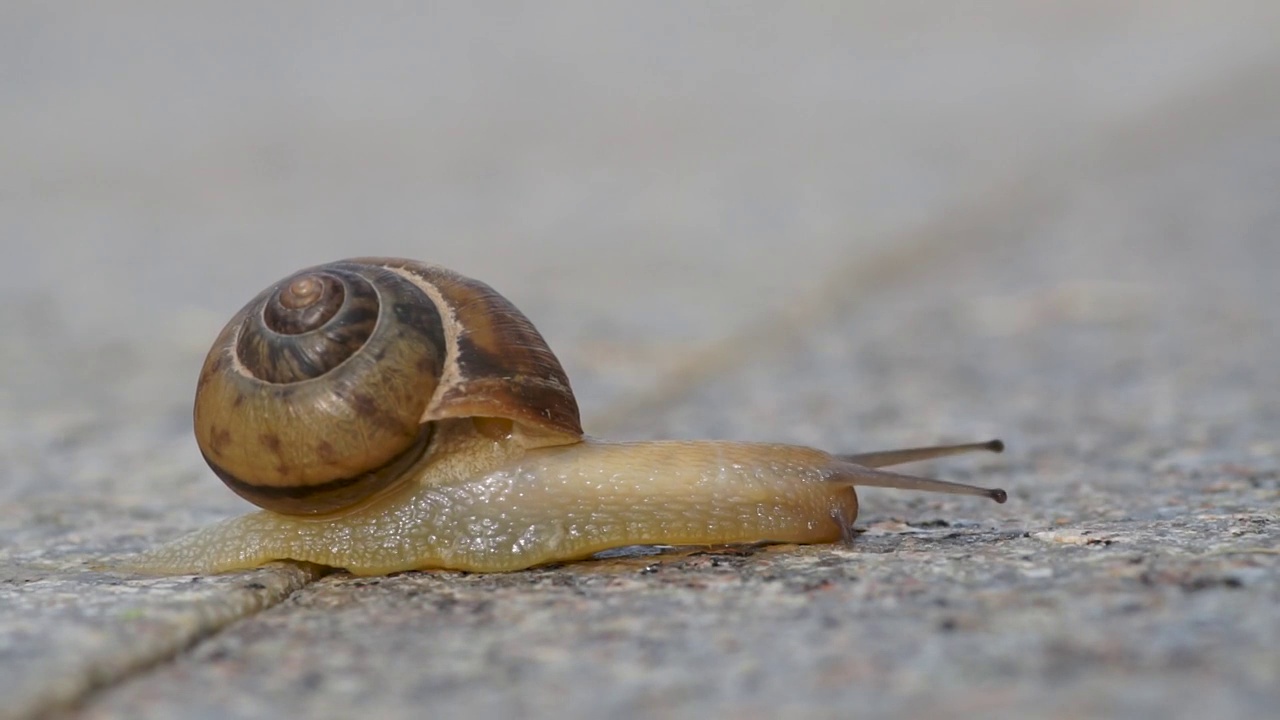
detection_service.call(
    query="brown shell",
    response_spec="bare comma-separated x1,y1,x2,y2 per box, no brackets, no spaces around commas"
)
193,258,582,516
364,258,581,437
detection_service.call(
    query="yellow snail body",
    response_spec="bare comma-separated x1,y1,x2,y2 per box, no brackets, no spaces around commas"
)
128,258,1007,576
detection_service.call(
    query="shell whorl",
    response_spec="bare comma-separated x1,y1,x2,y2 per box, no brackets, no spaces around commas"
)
236,269,378,383
193,259,582,516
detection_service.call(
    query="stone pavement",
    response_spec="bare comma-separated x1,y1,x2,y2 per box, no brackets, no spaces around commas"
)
2,3,1278,719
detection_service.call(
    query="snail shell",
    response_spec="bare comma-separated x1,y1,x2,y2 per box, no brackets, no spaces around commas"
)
193,258,580,515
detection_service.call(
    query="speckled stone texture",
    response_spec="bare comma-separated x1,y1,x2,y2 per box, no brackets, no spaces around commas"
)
3,3,1278,720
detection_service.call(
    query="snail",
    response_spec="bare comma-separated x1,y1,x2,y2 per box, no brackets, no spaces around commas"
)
126,258,1008,576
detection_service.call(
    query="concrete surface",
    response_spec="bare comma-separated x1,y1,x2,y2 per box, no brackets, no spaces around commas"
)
2,3,1278,719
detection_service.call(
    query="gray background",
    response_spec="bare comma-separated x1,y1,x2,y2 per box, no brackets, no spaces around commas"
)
2,2,1278,719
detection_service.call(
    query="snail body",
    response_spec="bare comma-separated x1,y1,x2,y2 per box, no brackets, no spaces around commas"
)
128,258,1007,576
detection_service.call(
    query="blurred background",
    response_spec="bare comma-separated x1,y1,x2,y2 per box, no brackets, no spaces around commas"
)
2,1,1278,495
4,5,1280,718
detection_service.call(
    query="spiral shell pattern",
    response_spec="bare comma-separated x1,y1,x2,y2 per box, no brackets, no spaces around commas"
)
192,259,582,516
194,262,445,514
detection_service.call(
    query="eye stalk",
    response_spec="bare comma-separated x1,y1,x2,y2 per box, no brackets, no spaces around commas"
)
835,439,1007,503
